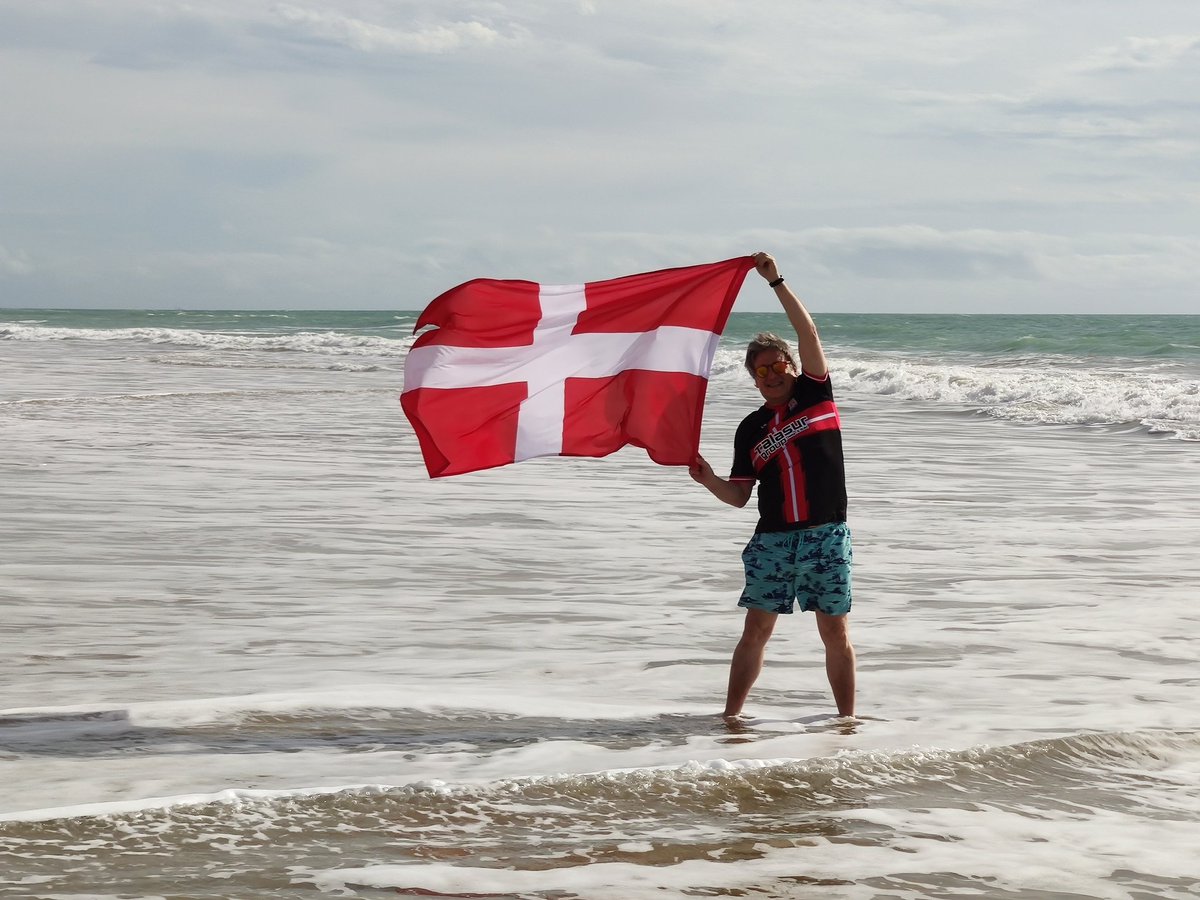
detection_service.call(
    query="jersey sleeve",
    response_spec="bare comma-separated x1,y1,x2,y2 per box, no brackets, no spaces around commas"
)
796,371,835,405
729,418,757,481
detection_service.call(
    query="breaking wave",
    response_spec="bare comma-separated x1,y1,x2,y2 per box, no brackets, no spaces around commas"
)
712,349,1200,440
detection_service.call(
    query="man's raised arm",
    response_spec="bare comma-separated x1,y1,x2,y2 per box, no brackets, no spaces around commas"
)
752,252,829,379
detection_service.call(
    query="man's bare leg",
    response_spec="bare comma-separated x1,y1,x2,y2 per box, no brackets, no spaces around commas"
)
816,611,856,717
723,609,778,718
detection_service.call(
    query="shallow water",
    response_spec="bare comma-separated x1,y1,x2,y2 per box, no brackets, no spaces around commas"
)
1,313,1199,898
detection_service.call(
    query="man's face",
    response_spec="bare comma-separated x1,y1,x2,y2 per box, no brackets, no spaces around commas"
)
751,349,795,406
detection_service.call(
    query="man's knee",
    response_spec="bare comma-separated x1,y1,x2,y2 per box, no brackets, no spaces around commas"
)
816,612,852,649
740,610,778,646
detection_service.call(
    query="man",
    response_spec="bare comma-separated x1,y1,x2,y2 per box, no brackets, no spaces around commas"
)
689,251,856,719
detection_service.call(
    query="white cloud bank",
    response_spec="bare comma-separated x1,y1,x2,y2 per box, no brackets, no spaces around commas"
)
271,4,514,55
1075,34,1200,72
0,1,1197,312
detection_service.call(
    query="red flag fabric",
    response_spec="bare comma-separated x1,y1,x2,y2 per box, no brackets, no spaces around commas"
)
401,257,755,478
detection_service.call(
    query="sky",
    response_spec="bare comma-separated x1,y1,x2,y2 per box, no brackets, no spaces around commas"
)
1,1,1198,313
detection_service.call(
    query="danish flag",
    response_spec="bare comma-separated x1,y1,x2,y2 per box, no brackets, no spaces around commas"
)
401,257,754,478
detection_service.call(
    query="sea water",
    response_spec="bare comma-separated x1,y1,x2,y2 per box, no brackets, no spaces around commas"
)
1,309,1198,899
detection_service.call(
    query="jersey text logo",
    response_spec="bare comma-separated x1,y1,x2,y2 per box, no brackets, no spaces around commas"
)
753,416,811,462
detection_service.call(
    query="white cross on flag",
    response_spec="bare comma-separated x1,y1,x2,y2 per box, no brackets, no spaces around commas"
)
401,257,755,478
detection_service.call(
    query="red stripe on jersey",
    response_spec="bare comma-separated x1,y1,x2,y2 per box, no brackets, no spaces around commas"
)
749,399,842,525
778,411,807,524
750,400,841,470
799,400,841,433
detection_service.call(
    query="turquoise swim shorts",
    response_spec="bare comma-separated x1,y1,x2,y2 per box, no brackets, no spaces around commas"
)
738,522,853,616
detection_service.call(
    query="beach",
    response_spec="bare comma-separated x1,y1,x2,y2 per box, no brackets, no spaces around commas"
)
1,310,1198,898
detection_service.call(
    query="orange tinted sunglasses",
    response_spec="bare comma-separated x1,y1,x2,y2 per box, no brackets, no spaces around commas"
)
754,360,791,380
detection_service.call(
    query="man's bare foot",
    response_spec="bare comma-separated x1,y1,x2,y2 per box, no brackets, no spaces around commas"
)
720,712,753,734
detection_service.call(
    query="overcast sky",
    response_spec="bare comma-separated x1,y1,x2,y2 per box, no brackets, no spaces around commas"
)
2,1,1198,313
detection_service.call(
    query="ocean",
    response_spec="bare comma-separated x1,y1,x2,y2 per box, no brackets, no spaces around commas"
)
1,309,1198,899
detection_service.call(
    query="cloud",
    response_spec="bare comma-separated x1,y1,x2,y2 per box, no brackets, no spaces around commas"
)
785,226,1042,281
359,224,1200,308
1,1,1197,313
0,246,33,276
270,4,512,55
760,226,1200,313
888,87,1200,164
0,2,526,73
1074,34,1200,73
875,21,1200,167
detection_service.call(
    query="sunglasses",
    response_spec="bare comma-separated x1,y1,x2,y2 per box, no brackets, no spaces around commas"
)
753,360,791,380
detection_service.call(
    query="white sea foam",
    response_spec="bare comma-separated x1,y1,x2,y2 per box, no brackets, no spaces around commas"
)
841,355,1199,434
710,347,1200,438
307,799,1200,900
2,316,1198,896
0,322,414,356
6,320,1199,437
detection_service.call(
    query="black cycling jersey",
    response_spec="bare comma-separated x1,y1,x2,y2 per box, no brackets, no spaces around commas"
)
730,373,848,533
